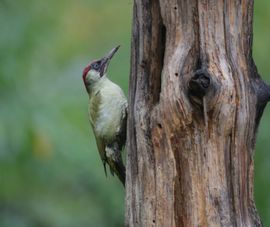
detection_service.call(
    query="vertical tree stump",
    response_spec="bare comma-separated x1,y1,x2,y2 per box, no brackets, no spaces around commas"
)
126,1,270,226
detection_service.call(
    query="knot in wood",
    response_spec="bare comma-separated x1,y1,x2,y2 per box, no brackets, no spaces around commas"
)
188,69,211,98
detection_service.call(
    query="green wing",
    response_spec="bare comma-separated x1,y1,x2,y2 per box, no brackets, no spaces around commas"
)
93,131,108,176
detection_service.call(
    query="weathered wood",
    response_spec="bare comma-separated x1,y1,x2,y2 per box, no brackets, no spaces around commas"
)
126,0,270,226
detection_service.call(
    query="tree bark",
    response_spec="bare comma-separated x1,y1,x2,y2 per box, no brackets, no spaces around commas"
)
126,1,270,226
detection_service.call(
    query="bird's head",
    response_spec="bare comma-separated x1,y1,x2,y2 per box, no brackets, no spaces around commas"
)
82,45,120,90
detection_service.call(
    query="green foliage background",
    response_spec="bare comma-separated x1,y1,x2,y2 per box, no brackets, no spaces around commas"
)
0,0,269,226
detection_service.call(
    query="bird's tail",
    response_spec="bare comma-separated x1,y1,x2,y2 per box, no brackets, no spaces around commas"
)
107,158,125,187
105,147,126,187
105,146,126,187
112,157,126,187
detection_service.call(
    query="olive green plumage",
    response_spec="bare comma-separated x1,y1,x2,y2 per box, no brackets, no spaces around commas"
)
88,78,127,186
82,46,127,186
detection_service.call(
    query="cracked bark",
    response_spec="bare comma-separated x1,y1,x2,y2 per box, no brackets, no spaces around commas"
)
125,0,270,226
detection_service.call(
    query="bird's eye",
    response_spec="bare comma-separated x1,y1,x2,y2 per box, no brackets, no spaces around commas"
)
92,62,100,70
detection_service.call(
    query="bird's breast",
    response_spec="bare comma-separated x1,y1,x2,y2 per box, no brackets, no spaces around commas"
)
89,85,127,140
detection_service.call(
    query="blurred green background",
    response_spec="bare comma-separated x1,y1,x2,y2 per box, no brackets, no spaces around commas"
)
0,0,269,226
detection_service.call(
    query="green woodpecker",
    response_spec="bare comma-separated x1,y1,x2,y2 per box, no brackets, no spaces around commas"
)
82,46,127,186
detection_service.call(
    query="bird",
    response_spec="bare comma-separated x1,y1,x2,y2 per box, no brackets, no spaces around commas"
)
82,46,127,186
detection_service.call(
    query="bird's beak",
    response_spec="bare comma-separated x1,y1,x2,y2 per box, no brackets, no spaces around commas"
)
99,45,120,76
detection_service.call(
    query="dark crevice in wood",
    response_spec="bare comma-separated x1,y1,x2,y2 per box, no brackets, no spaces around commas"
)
152,23,166,105
246,1,255,62
226,133,238,226
195,0,202,67
223,0,230,63
147,4,165,107
189,69,211,97
188,69,211,117
196,57,202,70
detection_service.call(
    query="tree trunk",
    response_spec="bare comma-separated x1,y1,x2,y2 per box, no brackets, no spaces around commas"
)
125,1,270,226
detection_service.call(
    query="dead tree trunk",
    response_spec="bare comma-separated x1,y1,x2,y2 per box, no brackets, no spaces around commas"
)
126,1,270,226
